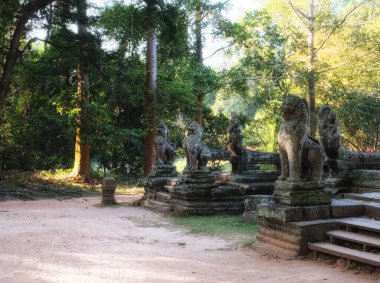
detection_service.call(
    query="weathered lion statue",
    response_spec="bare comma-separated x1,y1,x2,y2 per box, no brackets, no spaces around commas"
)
227,113,244,157
318,105,380,177
184,121,211,171
278,94,325,181
318,105,341,159
154,121,176,165
227,113,248,174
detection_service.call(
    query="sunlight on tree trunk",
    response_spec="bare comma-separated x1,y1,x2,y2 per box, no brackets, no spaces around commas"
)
194,0,204,125
307,0,317,137
71,0,90,182
143,27,157,176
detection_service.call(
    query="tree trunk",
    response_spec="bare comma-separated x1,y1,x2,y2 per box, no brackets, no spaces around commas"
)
194,0,204,126
0,0,57,114
307,0,317,137
375,121,380,152
71,0,90,181
195,95,203,125
143,27,158,176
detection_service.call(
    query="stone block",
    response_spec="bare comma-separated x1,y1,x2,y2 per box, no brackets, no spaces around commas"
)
215,173,232,182
182,170,216,184
146,199,173,212
352,170,380,189
302,205,330,220
243,195,272,223
211,185,246,197
273,180,331,206
256,202,303,222
102,177,117,205
324,177,351,188
330,199,364,218
148,164,178,177
156,192,171,202
363,203,380,220
235,170,279,183
274,180,324,190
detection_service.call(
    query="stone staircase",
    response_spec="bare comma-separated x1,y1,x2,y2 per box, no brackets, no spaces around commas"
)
308,176,380,267
309,218,380,267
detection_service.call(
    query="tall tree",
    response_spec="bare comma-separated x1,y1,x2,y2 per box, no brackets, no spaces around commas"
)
183,0,228,125
71,0,91,181
194,0,204,124
285,0,369,136
143,0,159,176
0,0,57,114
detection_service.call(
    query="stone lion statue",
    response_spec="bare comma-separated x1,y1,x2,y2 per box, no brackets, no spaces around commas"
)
278,94,325,181
227,113,247,174
227,112,244,157
154,121,176,165
318,105,380,178
184,121,211,171
318,105,340,159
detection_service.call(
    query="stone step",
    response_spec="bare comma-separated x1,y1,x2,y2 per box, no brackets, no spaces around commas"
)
331,198,380,221
142,199,173,213
308,242,380,267
326,230,380,249
337,217,380,234
351,187,380,194
156,192,171,202
345,192,380,203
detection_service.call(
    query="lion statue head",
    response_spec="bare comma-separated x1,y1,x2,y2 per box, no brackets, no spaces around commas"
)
156,120,168,135
280,94,309,124
186,121,203,140
155,121,168,144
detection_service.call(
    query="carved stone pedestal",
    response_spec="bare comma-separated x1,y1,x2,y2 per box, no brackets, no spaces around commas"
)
256,180,333,259
142,165,179,212
171,169,216,214
182,169,216,183
149,164,178,177
102,177,117,205
235,170,278,183
273,180,331,206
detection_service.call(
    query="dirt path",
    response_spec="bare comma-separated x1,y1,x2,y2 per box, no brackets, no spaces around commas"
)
0,196,378,283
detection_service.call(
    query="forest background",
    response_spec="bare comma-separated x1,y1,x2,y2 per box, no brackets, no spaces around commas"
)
0,0,379,182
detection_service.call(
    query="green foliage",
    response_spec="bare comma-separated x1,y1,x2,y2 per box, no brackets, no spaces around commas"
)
321,87,380,151
0,1,20,62
0,47,76,170
202,109,229,149
211,10,288,152
1,0,380,177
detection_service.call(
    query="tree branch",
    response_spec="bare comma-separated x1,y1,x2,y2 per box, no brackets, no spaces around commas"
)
199,75,262,97
316,50,376,74
19,37,38,56
203,42,235,60
286,0,309,26
33,37,77,49
315,0,368,54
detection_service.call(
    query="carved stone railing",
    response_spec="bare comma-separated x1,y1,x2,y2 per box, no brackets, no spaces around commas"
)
209,148,280,169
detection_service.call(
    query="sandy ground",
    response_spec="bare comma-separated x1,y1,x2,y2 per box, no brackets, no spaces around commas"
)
0,196,379,283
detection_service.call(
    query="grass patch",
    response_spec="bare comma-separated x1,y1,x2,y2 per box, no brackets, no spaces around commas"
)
0,170,100,201
0,170,144,201
116,183,144,195
171,214,258,246
174,157,186,173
